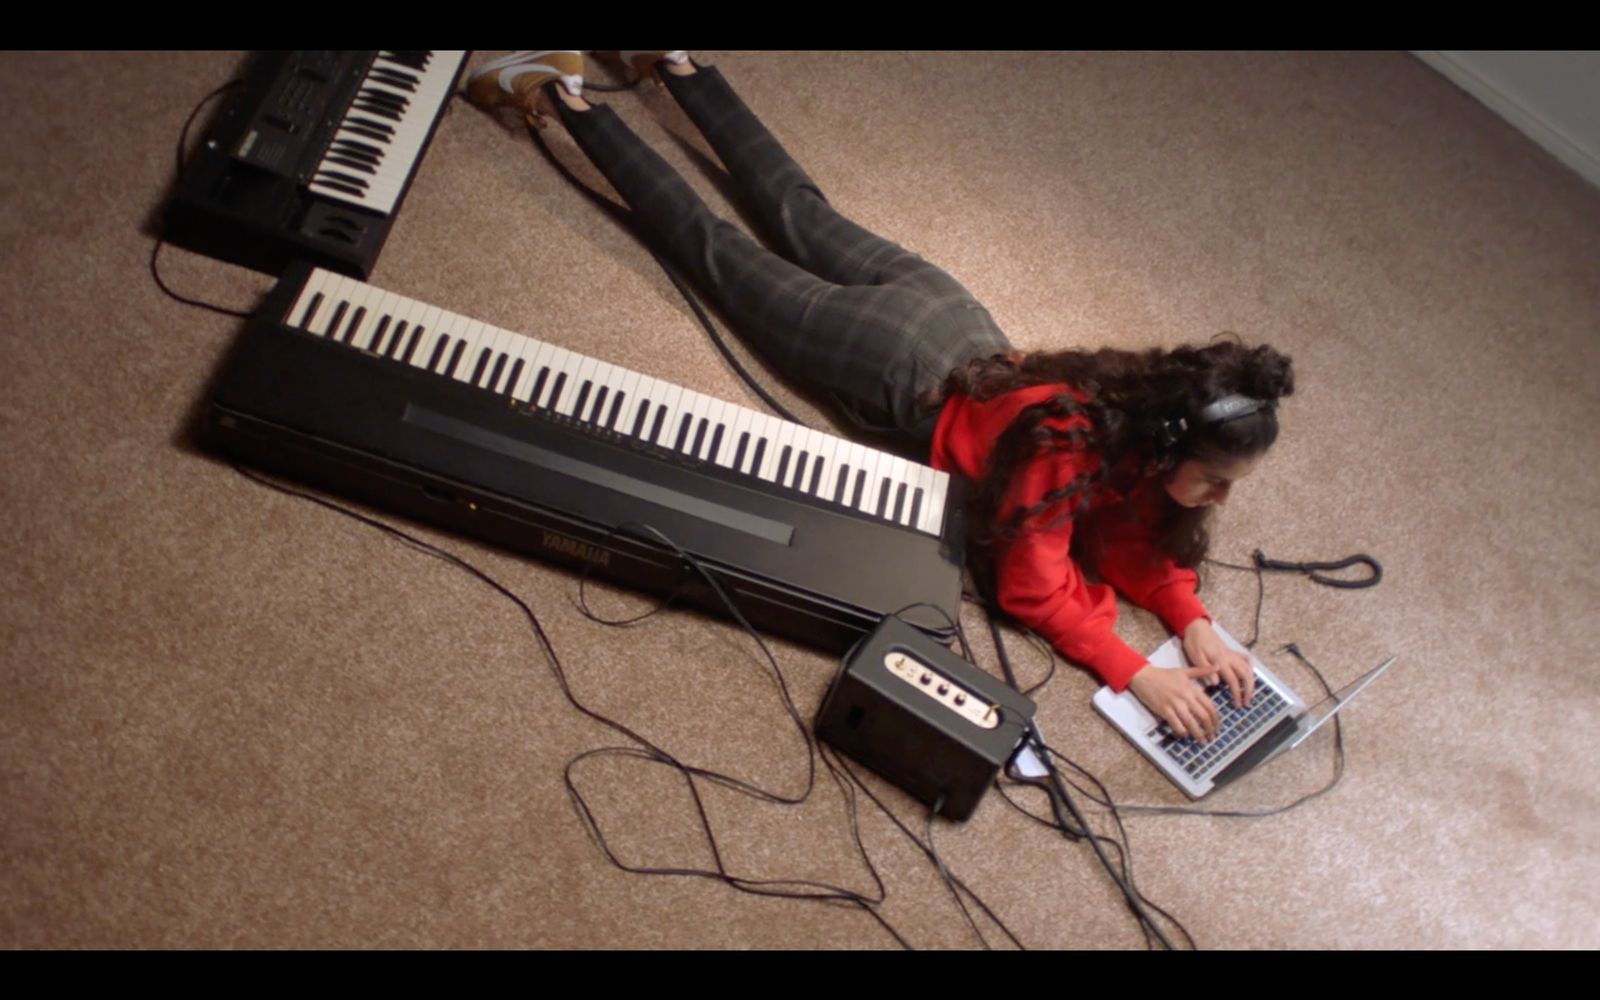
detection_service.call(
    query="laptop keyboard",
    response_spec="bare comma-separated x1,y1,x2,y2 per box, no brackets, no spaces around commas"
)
1152,673,1289,779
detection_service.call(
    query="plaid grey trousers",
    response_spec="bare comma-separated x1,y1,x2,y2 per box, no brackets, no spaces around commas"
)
555,65,1013,457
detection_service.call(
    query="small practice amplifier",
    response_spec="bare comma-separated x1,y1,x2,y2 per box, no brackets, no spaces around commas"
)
815,616,1036,821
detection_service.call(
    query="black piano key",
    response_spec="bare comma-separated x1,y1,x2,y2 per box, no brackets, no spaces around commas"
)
377,68,421,89
332,138,384,161
673,413,693,452
809,460,825,496
572,380,593,420
360,87,410,112
530,367,550,407
295,292,324,329
733,431,750,472
774,446,792,488
470,347,491,386
346,115,396,137
606,392,625,430
547,372,568,410
751,438,768,477
344,122,392,143
384,51,431,71
909,487,925,530
631,399,650,438
504,357,524,396
351,98,403,123
366,315,391,353
329,146,382,168
443,340,467,379
317,169,370,191
691,418,708,458
400,325,423,365
793,451,809,489
385,320,407,358
488,353,508,392
892,482,908,523
876,479,891,518
649,406,667,444
324,153,377,175
426,335,449,372
834,466,850,503
324,300,348,339
370,68,420,92
851,470,867,509
312,175,366,197
589,386,609,423
708,424,726,463
341,306,366,344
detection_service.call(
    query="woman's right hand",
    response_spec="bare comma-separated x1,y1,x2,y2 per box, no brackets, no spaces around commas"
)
1126,664,1221,742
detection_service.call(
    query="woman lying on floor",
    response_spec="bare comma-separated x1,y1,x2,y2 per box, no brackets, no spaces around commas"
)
465,51,1296,743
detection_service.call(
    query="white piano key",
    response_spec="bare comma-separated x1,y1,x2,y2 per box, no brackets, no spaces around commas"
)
289,267,334,329
909,464,937,533
722,410,753,469
480,328,510,391
383,295,420,360
478,324,511,387
800,428,830,493
447,319,484,382
507,339,540,400
611,370,641,431
924,469,950,535
582,361,616,421
854,448,880,516
539,345,576,406
521,341,555,403
411,304,448,371
563,356,601,416
360,290,399,352
769,423,799,483
882,455,913,524
655,384,683,446
699,399,728,461
678,391,711,454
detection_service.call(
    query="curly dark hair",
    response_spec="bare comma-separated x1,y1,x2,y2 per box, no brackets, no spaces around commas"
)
932,337,1295,585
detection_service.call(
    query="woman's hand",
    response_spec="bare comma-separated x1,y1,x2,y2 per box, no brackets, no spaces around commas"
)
1127,664,1222,742
1181,619,1254,710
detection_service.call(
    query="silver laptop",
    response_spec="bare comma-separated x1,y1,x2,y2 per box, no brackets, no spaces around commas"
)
1092,625,1396,798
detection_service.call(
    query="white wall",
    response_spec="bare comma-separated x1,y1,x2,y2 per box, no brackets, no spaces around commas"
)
1413,51,1600,192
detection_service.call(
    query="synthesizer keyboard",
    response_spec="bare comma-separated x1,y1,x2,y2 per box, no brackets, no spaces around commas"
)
164,51,469,278
204,263,968,651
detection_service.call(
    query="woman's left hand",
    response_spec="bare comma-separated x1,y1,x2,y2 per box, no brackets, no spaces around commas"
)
1181,619,1254,708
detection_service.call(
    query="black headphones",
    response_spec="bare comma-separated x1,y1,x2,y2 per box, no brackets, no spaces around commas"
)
1156,394,1266,449
1197,393,1267,427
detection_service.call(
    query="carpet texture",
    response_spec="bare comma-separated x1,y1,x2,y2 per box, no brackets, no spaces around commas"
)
2,51,1596,950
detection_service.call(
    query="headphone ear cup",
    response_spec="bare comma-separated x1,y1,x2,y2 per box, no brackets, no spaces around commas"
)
1156,416,1188,449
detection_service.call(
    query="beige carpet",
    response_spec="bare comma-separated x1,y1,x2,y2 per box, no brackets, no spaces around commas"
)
3,50,1597,949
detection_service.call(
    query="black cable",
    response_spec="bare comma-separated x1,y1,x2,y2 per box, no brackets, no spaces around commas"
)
987,614,1188,949
436,70,1026,946
1252,549,1382,589
993,772,1197,951
1203,553,1268,649
926,794,991,950
150,78,257,320
231,463,917,948
827,748,1026,951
